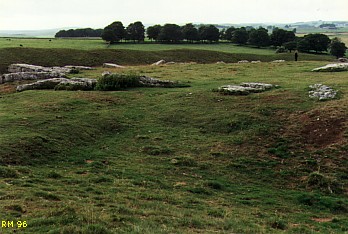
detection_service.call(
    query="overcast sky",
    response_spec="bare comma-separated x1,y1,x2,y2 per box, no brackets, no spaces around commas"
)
0,0,347,30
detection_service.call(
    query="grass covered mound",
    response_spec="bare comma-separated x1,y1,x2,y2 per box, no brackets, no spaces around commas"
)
0,61,347,233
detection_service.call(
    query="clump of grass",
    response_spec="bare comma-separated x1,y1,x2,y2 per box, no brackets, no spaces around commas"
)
171,156,197,167
297,193,348,213
307,172,343,194
34,191,60,201
46,171,63,179
141,145,173,156
269,219,287,230
95,73,140,91
204,180,225,190
0,166,18,178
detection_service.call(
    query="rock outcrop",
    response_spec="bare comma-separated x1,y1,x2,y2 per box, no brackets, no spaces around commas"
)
16,78,97,92
272,60,285,63
102,63,125,68
309,84,338,100
312,63,348,72
151,60,166,66
1,72,65,84
139,76,176,87
338,58,348,63
215,82,278,95
64,65,93,70
8,64,71,74
238,60,249,63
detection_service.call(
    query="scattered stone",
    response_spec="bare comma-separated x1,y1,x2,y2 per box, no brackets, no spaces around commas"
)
16,78,97,92
151,60,166,66
166,62,176,65
238,60,249,63
102,71,112,77
251,60,261,64
312,63,348,72
102,63,125,68
8,64,71,74
64,65,93,70
338,57,348,63
216,61,226,64
308,84,338,101
1,71,65,84
139,76,176,87
215,82,278,95
272,60,285,63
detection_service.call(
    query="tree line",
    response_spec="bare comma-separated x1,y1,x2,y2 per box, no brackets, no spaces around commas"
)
55,21,347,57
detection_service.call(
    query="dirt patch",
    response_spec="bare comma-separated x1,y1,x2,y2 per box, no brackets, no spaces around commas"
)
311,217,333,223
286,106,347,148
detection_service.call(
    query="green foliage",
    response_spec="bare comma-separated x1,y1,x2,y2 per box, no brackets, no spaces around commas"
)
299,33,331,53
46,171,63,179
95,73,141,91
330,37,347,58
126,21,145,42
158,24,183,43
297,193,348,213
102,21,126,43
182,23,199,42
248,27,271,47
171,156,197,167
270,28,295,46
199,25,220,43
275,46,287,53
307,172,343,194
231,27,249,45
0,166,18,178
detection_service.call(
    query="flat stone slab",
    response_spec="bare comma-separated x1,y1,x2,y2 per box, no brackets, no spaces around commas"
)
312,63,348,72
151,60,166,66
102,63,125,68
216,82,278,95
8,63,71,74
309,84,338,100
16,78,97,92
64,65,94,70
1,71,65,84
272,60,285,63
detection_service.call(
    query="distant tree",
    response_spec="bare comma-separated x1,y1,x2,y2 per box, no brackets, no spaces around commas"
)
270,28,296,46
231,27,249,45
283,40,297,52
146,25,162,42
224,26,236,41
319,23,336,28
219,28,226,40
297,38,311,52
330,37,347,58
181,23,199,43
158,24,183,43
304,33,331,53
126,21,145,42
248,27,270,47
102,21,125,43
199,25,220,43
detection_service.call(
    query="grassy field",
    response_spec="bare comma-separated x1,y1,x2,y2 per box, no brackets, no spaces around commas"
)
0,60,347,233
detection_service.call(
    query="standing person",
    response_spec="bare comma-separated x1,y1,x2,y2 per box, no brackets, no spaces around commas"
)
294,50,298,61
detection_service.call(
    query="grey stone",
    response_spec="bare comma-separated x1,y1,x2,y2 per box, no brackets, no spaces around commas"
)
338,58,348,63
312,63,348,72
151,60,166,66
238,60,249,63
272,60,285,63
1,71,65,84
308,84,338,100
16,78,97,92
8,64,71,74
216,82,278,95
64,65,93,70
102,63,125,68
139,76,175,87
251,60,261,63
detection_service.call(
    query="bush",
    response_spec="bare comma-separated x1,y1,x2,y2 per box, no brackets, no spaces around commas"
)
307,172,343,194
275,46,287,53
0,166,18,178
95,73,141,91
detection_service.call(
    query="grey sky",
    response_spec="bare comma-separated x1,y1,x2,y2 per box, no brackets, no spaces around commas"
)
0,0,347,30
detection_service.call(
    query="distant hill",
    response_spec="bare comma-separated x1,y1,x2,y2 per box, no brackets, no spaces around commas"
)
0,28,77,38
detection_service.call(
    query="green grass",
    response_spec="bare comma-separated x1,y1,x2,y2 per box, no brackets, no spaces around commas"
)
0,61,347,233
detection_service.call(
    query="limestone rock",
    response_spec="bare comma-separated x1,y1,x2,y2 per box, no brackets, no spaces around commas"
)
64,65,93,70
251,60,261,63
272,60,285,63
309,84,338,100
151,60,166,66
8,64,71,74
216,61,225,64
139,76,176,87
215,82,278,95
238,60,249,63
1,71,65,84
312,63,348,72
338,58,348,63
16,78,97,92
103,63,125,68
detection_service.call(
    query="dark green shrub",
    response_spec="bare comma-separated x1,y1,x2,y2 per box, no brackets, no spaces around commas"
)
307,172,343,194
204,180,225,190
171,156,197,167
0,166,18,178
96,73,140,91
47,171,63,179
275,46,287,53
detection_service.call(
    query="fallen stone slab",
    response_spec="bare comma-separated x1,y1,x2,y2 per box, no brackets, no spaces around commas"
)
8,63,71,74
309,84,338,100
251,60,261,64
1,71,65,84
238,60,249,63
151,60,166,66
139,76,177,87
312,63,348,72
338,58,348,63
272,60,285,63
215,82,278,95
102,63,125,68
216,61,226,64
64,65,94,70
16,78,97,92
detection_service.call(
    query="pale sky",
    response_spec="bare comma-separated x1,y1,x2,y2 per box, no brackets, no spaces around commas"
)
0,0,347,30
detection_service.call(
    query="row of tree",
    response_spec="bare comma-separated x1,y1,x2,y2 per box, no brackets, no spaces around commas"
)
55,28,103,37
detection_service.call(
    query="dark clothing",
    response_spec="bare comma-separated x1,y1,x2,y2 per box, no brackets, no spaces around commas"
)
295,52,298,61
